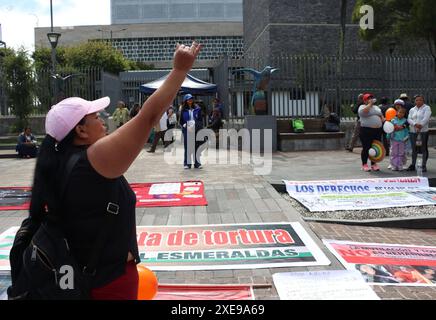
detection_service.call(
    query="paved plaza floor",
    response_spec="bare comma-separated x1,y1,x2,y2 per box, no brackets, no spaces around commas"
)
0,142,435,300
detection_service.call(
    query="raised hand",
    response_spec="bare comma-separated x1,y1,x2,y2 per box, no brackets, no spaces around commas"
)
173,42,202,73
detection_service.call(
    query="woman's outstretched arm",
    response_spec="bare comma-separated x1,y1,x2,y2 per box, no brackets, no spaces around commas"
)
88,42,202,178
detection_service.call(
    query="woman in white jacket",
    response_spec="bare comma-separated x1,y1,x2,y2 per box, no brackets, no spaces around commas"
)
407,95,432,172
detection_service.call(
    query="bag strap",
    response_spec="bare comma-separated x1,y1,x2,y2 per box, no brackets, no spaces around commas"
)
60,151,121,277
60,152,82,201
82,178,120,276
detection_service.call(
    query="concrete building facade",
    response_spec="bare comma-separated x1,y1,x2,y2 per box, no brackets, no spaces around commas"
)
35,22,243,68
34,1,244,68
111,0,243,24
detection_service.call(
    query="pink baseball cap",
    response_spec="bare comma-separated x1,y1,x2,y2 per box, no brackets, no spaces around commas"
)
45,96,110,142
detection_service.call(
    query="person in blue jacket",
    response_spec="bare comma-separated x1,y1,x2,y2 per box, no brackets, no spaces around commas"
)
16,127,38,158
179,93,203,169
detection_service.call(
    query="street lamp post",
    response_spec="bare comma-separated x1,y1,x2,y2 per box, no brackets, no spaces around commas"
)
0,40,6,115
47,32,61,102
48,0,61,103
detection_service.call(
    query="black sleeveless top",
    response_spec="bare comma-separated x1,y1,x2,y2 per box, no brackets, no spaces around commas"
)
62,148,140,288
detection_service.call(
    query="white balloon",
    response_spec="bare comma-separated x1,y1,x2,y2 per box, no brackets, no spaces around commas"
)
383,121,394,134
368,148,376,157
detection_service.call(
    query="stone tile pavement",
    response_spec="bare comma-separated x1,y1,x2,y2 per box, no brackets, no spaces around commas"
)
0,143,435,300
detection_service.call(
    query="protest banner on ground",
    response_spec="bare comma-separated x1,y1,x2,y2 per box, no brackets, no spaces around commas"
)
323,239,436,286
284,177,436,212
135,223,330,270
132,181,207,207
0,223,330,271
272,270,379,300
0,273,9,300
0,181,207,210
154,284,255,300
0,272,255,300
0,187,31,211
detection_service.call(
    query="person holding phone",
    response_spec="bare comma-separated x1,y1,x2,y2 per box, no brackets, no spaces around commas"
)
358,93,385,172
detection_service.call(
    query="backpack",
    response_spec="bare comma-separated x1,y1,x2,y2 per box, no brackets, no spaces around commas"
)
324,113,340,132
328,113,340,125
7,152,120,300
292,119,305,133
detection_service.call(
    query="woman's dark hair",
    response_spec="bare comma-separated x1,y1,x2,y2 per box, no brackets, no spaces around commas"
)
182,98,197,111
29,117,86,221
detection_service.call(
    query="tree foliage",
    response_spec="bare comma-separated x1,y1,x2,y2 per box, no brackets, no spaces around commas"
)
2,48,35,131
32,41,154,74
353,0,436,58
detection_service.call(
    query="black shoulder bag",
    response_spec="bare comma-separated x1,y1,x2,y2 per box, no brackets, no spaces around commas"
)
7,152,120,300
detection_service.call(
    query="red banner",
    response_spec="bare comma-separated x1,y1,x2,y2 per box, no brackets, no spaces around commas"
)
132,181,207,207
0,181,207,211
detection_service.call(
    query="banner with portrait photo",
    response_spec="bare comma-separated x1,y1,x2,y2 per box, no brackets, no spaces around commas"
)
323,239,436,287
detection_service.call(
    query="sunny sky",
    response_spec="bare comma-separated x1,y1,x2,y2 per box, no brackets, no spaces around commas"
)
0,0,110,52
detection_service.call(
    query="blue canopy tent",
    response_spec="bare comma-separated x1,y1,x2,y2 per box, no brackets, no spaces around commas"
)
139,73,217,95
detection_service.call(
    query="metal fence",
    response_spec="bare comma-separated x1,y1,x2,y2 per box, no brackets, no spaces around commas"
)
0,67,102,116
1,55,435,122
213,54,436,121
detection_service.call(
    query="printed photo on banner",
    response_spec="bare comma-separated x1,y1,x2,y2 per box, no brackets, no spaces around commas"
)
284,177,436,212
323,239,436,287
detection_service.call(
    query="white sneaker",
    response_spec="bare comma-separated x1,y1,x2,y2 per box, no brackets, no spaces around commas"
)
387,164,392,170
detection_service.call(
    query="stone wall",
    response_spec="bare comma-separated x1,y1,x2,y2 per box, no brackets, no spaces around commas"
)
243,0,426,57
243,0,270,55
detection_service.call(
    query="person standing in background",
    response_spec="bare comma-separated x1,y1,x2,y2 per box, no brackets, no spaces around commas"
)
379,97,391,156
358,93,384,172
147,111,169,153
407,95,432,172
166,106,178,146
179,94,203,169
399,93,414,119
346,93,364,152
129,103,141,119
112,101,130,128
